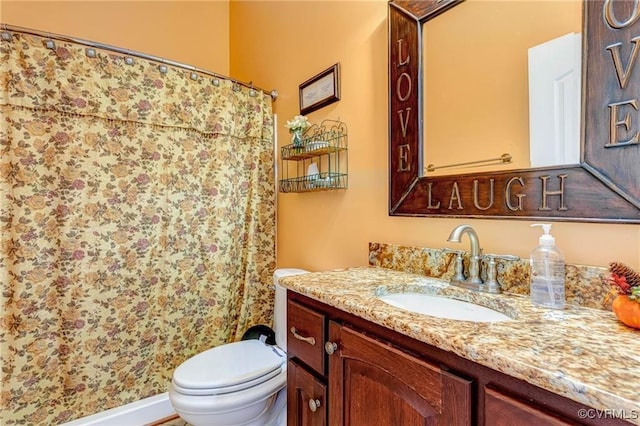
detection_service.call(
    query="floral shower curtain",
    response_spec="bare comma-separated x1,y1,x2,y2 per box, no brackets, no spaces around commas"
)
0,29,276,424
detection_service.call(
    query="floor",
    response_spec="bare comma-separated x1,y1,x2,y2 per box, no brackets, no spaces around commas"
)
149,414,190,426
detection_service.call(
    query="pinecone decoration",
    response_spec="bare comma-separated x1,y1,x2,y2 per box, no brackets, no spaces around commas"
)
609,262,640,288
609,263,640,325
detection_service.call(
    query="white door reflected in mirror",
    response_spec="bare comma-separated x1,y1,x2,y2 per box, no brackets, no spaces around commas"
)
528,32,582,168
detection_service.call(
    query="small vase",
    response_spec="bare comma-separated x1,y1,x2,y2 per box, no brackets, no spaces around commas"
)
291,129,303,147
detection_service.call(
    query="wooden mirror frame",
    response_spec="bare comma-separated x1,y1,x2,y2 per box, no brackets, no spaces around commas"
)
389,0,640,223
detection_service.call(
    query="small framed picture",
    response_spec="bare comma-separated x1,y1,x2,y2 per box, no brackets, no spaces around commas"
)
299,63,340,115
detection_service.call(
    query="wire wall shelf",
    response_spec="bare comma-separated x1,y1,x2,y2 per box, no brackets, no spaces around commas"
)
279,119,348,193
279,172,348,193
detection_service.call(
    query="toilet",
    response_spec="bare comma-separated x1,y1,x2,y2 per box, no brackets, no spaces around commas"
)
169,268,308,426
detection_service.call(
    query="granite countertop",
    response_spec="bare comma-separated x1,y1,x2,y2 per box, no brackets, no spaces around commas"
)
280,266,640,424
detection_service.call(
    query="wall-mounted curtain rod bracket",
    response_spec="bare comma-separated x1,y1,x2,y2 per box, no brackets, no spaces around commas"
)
1,23,278,100
425,153,512,173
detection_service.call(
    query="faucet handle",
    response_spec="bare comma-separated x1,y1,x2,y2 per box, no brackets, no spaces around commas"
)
483,254,520,262
482,253,520,262
482,254,520,288
441,248,466,281
441,248,465,255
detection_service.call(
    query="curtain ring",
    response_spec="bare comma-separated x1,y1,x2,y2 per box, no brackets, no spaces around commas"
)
1,24,12,41
44,33,56,50
125,50,134,65
159,59,168,74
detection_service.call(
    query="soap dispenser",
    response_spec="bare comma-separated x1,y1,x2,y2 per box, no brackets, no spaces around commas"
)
530,223,565,309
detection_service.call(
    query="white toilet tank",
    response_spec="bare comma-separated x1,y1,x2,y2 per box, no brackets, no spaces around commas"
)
273,268,308,352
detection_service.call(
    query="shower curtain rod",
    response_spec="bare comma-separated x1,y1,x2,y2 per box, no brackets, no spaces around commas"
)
1,23,279,100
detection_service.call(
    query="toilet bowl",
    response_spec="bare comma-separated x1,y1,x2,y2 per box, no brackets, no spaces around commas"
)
169,268,308,426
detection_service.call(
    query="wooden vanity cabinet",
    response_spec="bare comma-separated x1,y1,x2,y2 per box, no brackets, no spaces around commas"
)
287,291,631,426
287,295,471,425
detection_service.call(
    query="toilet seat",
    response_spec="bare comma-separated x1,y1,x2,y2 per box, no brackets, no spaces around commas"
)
172,339,285,396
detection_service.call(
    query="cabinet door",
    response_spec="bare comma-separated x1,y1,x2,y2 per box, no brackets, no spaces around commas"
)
328,322,472,426
485,387,577,426
287,359,327,426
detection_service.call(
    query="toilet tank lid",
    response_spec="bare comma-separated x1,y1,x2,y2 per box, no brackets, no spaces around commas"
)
173,340,284,390
273,268,308,280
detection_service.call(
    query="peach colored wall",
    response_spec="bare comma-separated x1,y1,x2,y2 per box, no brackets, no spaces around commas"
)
231,0,640,272
0,0,229,74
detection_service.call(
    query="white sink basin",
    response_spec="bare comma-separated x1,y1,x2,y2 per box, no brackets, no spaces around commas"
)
378,292,512,322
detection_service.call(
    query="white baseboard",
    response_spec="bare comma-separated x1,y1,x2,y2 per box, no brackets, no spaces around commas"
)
59,392,175,426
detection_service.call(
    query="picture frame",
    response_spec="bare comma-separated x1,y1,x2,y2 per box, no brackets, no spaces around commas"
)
299,63,341,115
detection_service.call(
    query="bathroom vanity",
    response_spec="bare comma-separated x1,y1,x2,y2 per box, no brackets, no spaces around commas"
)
283,267,639,425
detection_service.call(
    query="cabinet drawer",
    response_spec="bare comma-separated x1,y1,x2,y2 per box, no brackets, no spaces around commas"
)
287,300,325,374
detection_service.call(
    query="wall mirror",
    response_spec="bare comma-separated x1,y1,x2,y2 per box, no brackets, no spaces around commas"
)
422,0,581,176
389,0,640,222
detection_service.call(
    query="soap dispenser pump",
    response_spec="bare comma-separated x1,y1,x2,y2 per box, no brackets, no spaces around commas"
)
530,223,565,309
